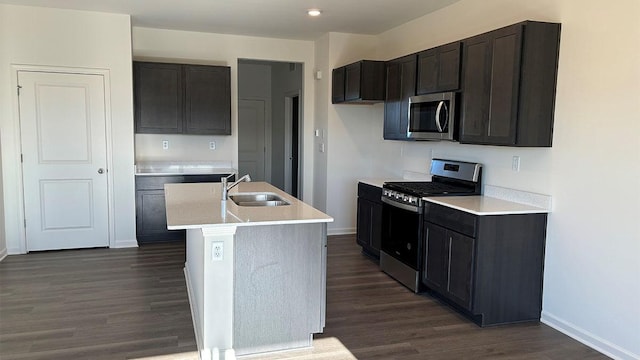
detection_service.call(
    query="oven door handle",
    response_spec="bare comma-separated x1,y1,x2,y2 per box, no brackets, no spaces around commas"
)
381,196,421,213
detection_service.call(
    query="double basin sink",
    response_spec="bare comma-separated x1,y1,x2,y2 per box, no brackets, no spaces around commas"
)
229,192,290,207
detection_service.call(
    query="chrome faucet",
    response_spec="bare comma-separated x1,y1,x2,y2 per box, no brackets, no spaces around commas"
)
221,173,251,200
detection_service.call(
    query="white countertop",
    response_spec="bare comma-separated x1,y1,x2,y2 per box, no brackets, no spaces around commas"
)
165,181,333,229
135,161,236,176
424,195,549,215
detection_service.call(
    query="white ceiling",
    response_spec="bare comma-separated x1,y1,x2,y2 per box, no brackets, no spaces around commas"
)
0,0,461,40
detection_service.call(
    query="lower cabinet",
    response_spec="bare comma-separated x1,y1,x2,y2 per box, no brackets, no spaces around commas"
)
356,182,382,258
423,223,475,310
135,174,232,244
422,202,548,326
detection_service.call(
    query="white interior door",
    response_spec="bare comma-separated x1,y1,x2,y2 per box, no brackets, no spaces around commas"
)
18,71,109,251
238,99,266,181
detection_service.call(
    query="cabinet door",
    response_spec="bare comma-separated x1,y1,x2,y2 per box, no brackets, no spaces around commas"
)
437,42,461,91
417,48,438,94
370,200,382,254
184,65,231,135
484,25,522,145
383,55,416,140
135,190,183,243
332,67,345,103
447,231,475,310
134,62,183,134
356,197,382,257
460,25,523,145
423,223,448,293
356,198,373,250
344,62,362,101
417,42,461,95
460,34,492,143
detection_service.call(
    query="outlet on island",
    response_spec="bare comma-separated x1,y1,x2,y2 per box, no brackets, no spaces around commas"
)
162,140,169,150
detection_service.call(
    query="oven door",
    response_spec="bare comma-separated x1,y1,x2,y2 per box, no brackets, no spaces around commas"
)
381,199,422,270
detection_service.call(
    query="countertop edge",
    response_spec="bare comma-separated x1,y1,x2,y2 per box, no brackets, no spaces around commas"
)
424,196,550,216
168,218,334,230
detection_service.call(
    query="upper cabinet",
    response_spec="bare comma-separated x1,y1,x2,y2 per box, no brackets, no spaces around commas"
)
383,54,417,140
417,42,461,95
459,21,561,146
332,60,385,104
134,61,231,135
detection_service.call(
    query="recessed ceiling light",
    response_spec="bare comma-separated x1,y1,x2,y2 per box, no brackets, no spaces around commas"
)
307,9,322,17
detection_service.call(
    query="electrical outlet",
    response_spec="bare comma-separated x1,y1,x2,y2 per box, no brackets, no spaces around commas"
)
212,242,224,261
512,156,521,172
209,141,216,150
162,140,169,150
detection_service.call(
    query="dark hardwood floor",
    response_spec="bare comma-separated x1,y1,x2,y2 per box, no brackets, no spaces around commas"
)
0,235,608,359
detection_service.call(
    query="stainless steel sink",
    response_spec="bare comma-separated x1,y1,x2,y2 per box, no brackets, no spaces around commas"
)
229,193,290,207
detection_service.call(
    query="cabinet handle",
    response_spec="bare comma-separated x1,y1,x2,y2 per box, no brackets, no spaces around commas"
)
446,236,453,291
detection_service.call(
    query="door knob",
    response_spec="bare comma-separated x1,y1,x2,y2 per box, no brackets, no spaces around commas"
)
98,168,105,174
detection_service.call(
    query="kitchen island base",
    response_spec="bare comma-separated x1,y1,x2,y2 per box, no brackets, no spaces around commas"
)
184,223,327,359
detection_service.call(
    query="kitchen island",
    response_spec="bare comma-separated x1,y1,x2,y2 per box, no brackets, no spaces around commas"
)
164,182,333,360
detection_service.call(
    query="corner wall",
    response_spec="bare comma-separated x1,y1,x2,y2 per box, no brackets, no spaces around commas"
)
0,5,137,253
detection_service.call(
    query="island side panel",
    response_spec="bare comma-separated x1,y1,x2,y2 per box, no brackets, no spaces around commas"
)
233,223,327,356
184,228,205,352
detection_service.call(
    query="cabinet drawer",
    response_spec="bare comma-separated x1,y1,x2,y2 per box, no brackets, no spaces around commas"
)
358,182,382,203
135,176,186,190
425,202,477,238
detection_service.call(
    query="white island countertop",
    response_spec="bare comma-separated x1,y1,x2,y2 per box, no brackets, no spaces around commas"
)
165,181,333,229
424,195,549,215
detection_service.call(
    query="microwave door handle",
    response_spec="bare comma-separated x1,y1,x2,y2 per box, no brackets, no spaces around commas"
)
435,101,445,132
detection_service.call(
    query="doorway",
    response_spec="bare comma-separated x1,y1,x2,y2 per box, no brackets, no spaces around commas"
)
18,70,110,251
284,93,301,197
237,60,303,197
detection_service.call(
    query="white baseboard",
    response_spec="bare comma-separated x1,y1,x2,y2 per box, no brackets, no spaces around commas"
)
327,228,356,236
541,311,638,360
110,239,139,248
0,248,7,262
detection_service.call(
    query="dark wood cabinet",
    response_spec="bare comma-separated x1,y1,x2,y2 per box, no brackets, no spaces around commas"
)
135,174,232,244
417,42,461,94
134,62,184,134
331,67,345,103
460,21,561,146
383,54,417,140
134,61,231,135
356,182,383,258
184,65,231,135
424,222,475,310
423,202,548,326
332,60,385,104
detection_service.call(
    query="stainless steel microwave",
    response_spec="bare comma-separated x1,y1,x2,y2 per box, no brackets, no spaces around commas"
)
407,92,457,141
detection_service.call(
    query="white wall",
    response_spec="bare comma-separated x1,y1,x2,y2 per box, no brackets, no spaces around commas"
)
132,27,316,204
0,5,137,253
314,32,387,231
0,130,6,261
321,0,640,358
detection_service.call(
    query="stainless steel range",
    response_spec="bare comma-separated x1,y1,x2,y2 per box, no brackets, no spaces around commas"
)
380,159,482,292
